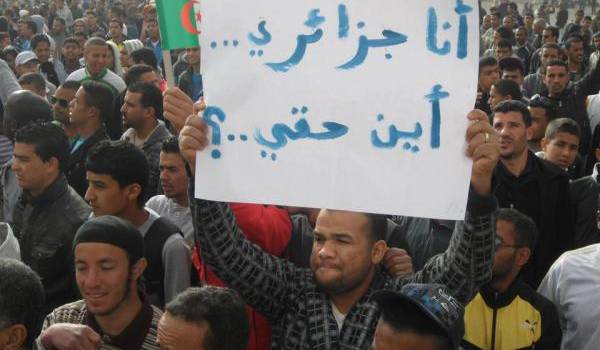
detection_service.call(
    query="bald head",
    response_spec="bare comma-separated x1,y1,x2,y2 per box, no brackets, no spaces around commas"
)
3,90,52,140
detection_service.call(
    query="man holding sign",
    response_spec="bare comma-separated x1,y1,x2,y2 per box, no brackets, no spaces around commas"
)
178,108,499,349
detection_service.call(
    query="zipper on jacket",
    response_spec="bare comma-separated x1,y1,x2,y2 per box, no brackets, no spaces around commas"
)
490,292,498,350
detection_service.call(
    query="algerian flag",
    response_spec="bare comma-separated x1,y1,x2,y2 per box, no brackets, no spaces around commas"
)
156,0,200,50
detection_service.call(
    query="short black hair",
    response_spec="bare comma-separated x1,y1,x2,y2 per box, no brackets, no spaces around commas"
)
497,39,513,50
63,37,80,47
4,90,52,140
130,47,158,68
541,43,561,52
545,117,581,140
84,36,107,50
18,72,46,92
378,296,451,350
479,56,498,70
127,82,163,119
544,26,559,38
124,64,155,86
161,136,181,154
53,17,66,26
366,213,387,242
493,100,532,126
565,35,584,50
496,26,515,42
86,140,149,207
165,287,250,350
542,59,568,75
73,32,88,41
496,208,538,250
499,57,525,76
14,122,69,172
0,258,45,349
30,33,50,50
528,95,559,122
60,80,82,91
81,81,114,122
492,79,522,100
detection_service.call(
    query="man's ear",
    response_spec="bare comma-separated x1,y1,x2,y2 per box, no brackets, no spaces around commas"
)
516,247,532,267
371,241,388,265
2,324,27,350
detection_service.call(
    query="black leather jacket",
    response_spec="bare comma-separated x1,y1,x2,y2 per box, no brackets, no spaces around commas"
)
12,174,90,313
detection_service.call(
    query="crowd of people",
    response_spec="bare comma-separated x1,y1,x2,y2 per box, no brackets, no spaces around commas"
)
0,0,599,349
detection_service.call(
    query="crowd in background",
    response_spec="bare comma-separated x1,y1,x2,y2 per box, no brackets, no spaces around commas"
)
0,0,599,350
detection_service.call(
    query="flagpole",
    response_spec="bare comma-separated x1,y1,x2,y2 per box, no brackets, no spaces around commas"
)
162,51,176,88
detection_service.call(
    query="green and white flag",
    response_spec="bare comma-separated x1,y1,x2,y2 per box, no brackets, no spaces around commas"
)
156,0,200,50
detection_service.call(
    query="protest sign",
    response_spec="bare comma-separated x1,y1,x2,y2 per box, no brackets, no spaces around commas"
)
195,0,479,220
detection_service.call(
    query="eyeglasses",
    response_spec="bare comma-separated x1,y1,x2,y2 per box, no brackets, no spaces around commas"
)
495,235,524,251
50,95,69,108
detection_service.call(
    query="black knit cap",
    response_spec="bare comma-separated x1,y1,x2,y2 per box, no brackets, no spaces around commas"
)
73,216,144,262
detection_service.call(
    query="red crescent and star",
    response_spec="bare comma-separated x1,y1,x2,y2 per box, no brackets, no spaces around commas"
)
180,0,202,35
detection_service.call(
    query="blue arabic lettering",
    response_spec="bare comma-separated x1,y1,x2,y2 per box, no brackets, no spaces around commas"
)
425,84,450,149
455,0,473,59
305,9,326,28
371,114,423,149
427,0,473,58
426,7,451,56
337,30,408,70
248,20,272,46
255,118,349,150
338,4,349,38
265,29,323,72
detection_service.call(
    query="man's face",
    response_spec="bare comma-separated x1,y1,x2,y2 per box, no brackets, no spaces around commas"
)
75,242,133,316
53,86,77,124
575,11,584,23
0,36,10,49
583,18,592,30
33,41,51,63
85,44,108,76
16,60,39,77
594,36,600,51
109,22,122,39
528,107,549,142
496,47,512,60
186,47,200,66
139,71,161,89
542,29,556,44
482,15,491,29
502,69,523,86
544,65,569,96
533,20,545,34
85,172,132,217
159,152,188,200
490,15,500,28
479,64,499,92
488,85,510,110
73,21,86,34
52,18,65,34
515,28,527,45
503,16,516,29
567,42,584,64
542,131,580,169
62,42,81,61
492,220,520,282
524,15,534,28
493,111,529,159
146,21,159,40
540,48,560,66
310,210,379,295
12,142,53,194
86,13,97,27
121,91,147,129
69,87,92,126
157,313,208,350
371,319,444,350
